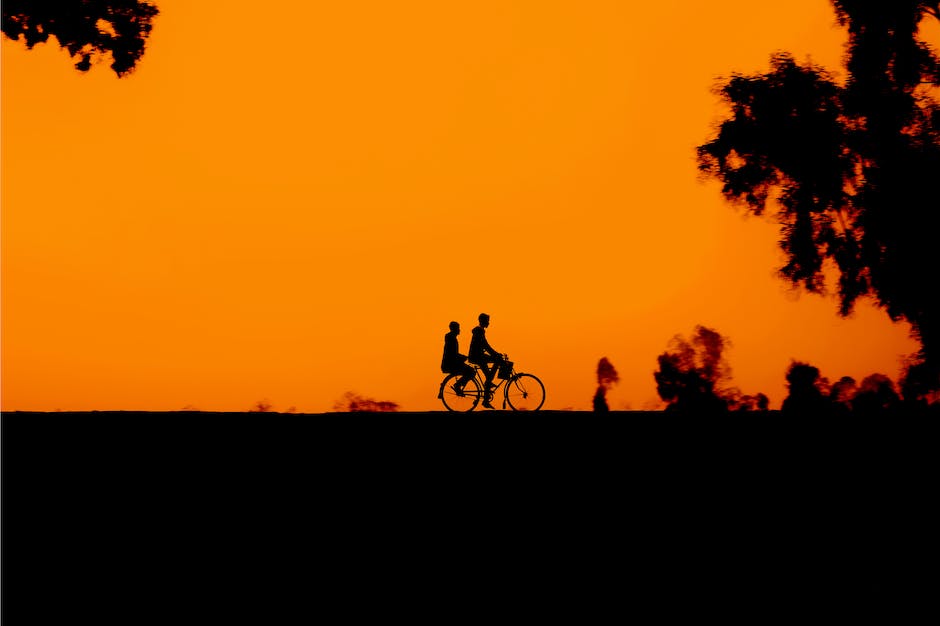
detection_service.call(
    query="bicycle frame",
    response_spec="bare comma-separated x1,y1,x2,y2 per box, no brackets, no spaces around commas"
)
472,365,511,407
439,359,545,411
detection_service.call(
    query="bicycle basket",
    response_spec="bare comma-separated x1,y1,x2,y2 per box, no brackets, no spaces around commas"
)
497,361,514,379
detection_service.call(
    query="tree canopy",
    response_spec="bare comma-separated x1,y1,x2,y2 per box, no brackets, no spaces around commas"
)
697,1,940,390
654,325,738,412
593,357,620,411
781,361,830,414
2,1,160,76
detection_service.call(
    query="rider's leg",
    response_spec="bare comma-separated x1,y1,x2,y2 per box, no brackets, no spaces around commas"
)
469,359,494,388
457,364,475,389
480,363,497,408
481,369,497,408
482,362,497,387
450,365,475,397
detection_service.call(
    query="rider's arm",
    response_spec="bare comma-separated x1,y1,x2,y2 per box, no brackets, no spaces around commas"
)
483,336,499,358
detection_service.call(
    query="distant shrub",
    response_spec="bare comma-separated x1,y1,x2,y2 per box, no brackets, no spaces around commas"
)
250,399,274,413
655,326,732,412
654,326,769,412
781,362,829,414
853,374,901,414
899,358,940,408
725,390,770,412
593,357,619,412
829,376,858,415
782,364,910,414
334,392,399,413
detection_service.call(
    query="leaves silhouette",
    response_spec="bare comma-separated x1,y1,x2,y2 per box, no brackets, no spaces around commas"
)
698,1,940,391
2,1,160,76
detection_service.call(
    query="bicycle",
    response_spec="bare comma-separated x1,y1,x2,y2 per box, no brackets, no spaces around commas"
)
437,356,546,412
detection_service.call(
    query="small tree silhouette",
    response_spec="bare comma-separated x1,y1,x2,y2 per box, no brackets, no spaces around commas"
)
654,326,734,412
899,358,940,408
249,399,274,413
853,374,901,414
781,362,830,414
333,392,399,413
593,357,619,412
829,376,858,415
725,390,771,412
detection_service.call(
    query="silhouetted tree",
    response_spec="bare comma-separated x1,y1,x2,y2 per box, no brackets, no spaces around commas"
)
249,399,274,413
853,373,902,414
593,357,619,412
333,392,399,413
2,1,159,76
781,362,830,414
829,376,859,415
654,326,735,412
697,2,940,393
725,390,770,412
899,358,940,407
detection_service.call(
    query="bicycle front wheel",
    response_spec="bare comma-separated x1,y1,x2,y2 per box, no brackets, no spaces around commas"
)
505,373,545,411
440,374,483,412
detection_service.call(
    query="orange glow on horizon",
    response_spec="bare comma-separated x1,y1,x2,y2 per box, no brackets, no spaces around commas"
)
1,1,920,412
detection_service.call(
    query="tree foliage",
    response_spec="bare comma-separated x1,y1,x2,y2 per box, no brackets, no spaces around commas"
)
697,1,940,390
853,373,902,414
829,375,858,414
249,398,274,413
333,392,399,413
2,1,160,76
596,357,620,389
654,326,735,412
654,326,770,412
724,390,770,412
781,362,928,414
593,357,619,412
781,362,830,414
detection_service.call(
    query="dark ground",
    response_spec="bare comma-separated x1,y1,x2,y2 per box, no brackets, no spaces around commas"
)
2,410,937,619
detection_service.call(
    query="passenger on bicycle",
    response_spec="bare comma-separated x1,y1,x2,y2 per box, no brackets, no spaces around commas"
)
468,313,506,409
441,321,475,396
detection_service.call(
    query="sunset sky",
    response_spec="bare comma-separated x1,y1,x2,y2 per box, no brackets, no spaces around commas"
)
2,1,927,412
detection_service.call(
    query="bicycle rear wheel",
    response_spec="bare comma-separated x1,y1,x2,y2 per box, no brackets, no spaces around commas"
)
505,373,545,411
440,374,483,412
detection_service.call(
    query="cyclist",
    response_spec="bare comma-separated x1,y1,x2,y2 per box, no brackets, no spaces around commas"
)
468,313,506,409
441,321,475,395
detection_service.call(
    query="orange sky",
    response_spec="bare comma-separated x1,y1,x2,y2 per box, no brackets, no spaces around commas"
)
1,1,923,412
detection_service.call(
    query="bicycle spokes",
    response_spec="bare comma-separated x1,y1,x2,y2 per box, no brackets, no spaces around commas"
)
440,375,483,412
440,371,544,412
505,374,546,411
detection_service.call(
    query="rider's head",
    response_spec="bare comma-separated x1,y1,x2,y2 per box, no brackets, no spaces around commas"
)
449,321,460,332
478,313,490,327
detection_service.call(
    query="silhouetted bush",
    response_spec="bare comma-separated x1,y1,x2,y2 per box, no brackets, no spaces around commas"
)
655,326,744,412
781,362,830,414
829,376,858,416
249,399,274,413
725,391,770,412
780,362,929,415
593,357,619,412
899,358,940,408
853,374,902,415
333,392,399,413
